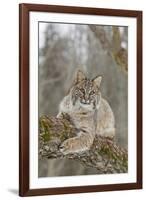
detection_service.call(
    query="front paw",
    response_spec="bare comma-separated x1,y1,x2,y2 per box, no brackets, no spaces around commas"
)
56,112,63,118
57,112,70,120
60,139,74,155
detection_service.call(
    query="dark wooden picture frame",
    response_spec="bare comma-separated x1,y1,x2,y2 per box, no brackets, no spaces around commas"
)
19,3,142,197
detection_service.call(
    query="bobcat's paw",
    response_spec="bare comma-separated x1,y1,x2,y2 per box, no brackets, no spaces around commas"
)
60,137,89,155
60,139,73,155
56,112,63,118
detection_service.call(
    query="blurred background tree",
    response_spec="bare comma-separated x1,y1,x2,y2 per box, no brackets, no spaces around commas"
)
38,23,128,177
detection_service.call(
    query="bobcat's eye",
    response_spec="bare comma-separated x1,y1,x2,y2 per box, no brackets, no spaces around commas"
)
75,89,79,96
90,90,95,95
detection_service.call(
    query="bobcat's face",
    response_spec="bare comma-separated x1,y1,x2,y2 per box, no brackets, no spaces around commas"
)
71,70,102,110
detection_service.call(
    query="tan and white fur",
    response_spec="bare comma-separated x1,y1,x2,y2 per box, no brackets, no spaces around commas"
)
57,70,115,154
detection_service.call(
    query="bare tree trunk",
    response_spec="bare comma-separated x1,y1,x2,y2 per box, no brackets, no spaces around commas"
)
39,115,128,174
89,25,128,72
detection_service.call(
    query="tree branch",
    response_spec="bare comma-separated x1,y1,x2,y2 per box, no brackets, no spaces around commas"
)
39,115,128,174
89,25,112,52
89,25,128,72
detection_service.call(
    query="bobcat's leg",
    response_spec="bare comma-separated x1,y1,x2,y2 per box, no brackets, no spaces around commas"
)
57,112,71,121
60,132,94,155
56,112,64,118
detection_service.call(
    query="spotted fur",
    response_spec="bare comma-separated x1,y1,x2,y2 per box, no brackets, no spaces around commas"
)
57,70,115,154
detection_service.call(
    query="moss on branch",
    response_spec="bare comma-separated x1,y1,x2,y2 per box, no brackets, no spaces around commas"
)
39,115,128,174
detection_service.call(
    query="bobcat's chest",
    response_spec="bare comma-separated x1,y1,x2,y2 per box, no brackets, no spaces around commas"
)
70,110,95,131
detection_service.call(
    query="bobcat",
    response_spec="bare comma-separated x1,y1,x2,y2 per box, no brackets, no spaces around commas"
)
57,70,115,154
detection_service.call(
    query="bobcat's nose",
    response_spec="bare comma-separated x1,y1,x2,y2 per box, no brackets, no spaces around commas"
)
81,99,90,104
81,99,86,104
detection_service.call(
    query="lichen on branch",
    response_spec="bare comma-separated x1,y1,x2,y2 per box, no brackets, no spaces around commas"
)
39,115,128,174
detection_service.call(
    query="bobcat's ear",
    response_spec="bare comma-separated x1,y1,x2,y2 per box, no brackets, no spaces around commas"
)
92,76,102,88
74,70,86,84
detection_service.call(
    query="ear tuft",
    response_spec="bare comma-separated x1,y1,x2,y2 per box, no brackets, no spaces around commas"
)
74,70,86,84
92,76,102,88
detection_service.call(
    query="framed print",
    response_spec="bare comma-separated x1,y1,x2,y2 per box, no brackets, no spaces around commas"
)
19,3,143,196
